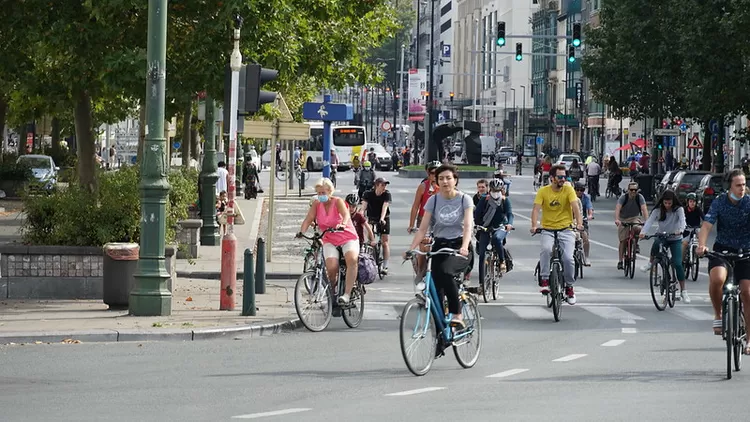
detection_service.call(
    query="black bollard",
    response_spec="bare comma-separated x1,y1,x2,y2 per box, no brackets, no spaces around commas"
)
255,238,266,294
242,248,256,316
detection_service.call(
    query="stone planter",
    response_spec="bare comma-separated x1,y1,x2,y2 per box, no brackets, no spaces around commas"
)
0,244,177,300
176,219,202,259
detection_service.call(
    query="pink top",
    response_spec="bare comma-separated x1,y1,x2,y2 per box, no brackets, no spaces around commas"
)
315,198,359,246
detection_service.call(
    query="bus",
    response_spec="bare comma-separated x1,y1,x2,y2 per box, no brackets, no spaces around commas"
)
332,125,367,169
295,121,324,171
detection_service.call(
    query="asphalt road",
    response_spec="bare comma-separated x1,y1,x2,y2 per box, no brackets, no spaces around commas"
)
0,169,744,422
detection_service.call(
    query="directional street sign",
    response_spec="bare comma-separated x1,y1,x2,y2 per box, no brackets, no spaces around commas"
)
679,123,687,132
302,101,353,122
653,128,680,136
709,119,719,134
242,120,310,140
687,134,702,149
536,136,544,145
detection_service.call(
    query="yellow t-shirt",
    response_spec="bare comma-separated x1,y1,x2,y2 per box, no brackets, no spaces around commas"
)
534,184,578,229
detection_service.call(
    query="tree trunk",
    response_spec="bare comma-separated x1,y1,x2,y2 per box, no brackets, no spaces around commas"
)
50,117,62,159
74,91,97,192
702,122,711,171
0,96,7,163
190,127,199,163
181,100,192,168
137,99,146,164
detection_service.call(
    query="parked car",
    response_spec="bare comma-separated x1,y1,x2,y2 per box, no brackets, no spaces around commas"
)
496,147,515,164
696,173,726,214
16,154,58,191
670,170,710,202
363,143,393,171
655,170,679,200
555,154,580,170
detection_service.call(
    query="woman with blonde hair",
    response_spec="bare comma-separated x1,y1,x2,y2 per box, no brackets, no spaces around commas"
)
298,178,360,304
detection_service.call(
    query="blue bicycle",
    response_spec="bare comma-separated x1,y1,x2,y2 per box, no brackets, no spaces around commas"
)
399,248,482,376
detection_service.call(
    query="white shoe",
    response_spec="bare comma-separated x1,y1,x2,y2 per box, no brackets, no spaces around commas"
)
681,291,691,304
640,263,651,273
338,293,350,305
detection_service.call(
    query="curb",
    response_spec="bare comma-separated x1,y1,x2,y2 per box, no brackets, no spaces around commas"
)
0,318,303,345
176,271,302,280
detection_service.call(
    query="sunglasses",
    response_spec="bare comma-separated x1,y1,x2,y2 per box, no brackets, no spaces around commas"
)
555,175,567,180
629,189,638,192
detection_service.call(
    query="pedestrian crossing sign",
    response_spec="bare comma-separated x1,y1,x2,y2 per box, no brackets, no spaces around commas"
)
687,134,702,149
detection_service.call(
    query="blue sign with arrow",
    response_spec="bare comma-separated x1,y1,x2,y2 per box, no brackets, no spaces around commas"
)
302,96,353,178
679,123,687,132
536,136,544,145
709,119,719,134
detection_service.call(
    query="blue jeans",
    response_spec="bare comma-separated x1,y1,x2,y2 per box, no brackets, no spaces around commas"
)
650,238,685,281
477,228,508,282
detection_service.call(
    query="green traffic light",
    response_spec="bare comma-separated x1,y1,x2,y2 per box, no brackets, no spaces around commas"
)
568,56,576,63
572,39,581,47
515,54,522,61
497,38,506,46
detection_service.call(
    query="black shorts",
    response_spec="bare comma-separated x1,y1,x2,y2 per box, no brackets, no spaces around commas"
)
369,217,391,235
708,244,750,282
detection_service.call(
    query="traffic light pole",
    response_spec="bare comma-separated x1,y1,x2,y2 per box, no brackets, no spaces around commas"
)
131,0,171,316
322,94,332,178
425,0,436,162
220,18,242,311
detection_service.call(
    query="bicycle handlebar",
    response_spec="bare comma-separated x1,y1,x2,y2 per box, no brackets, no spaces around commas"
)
702,250,750,262
296,227,343,240
643,232,680,240
404,247,468,260
531,227,579,236
476,226,515,233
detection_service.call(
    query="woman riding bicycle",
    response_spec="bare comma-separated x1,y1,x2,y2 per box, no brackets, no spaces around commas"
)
475,179,513,281
639,189,690,303
405,164,474,328
298,178,359,305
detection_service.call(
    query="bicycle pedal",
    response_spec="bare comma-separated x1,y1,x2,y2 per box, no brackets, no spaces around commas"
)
332,307,342,317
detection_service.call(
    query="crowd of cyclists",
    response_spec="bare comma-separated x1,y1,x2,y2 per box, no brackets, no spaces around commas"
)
295,153,750,339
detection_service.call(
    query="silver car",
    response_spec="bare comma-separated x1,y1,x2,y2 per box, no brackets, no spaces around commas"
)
17,154,59,191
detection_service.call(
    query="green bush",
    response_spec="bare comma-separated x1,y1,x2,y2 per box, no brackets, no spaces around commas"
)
21,166,198,247
0,157,33,182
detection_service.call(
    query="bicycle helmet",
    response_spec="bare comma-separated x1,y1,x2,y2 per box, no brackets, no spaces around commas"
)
345,193,358,205
426,161,442,171
488,179,504,191
574,181,587,191
686,192,697,201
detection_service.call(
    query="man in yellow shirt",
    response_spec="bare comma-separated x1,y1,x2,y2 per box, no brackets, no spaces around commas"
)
530,165,584,304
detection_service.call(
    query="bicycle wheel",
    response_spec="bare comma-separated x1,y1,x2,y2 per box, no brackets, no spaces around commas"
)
667,267,677,309
275,166,287,181
492,254,502,301
453,295,482,368
342,283,365,328
724,299,734,379
627,241,637,279
399,297,438,376
550,265,562,322
690,246,700,281
734,301,744,372
649,261,667,311
294,271,333,332
482,255,493,303
374,243,385,280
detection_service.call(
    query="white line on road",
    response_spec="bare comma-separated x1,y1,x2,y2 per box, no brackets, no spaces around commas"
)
670,307,715,321
601,339,626,347
385,387,447,397
620,319,637,324
580,306,645,321
553,354,588,362
487,368,530,378
232,408,312,419
622,327,638,334
505,305,553,320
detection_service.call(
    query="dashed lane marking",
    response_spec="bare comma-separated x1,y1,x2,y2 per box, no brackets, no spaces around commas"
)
622,327,638,334
505,306,553,320
232,408,312,419
601,339,626,347
385,387,447,397
553,354,588,362
487,368,530,378
580,306,645,321
620,319,637,324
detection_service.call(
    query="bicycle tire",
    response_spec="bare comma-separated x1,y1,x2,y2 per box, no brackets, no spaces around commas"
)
667,267,677,309
691,245,699,281
725,299,734,379
649,260,666,311
399,298,437,376
294,271,333,332
342,283,365,328
482,255,493,303
275,167,287,181
492,254,502,301
550,265,562,322
627,240,636,279
453,295,482,368
735,301,744,372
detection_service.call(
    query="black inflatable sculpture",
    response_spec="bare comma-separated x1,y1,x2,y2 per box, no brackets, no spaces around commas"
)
462,121,482,165
429,123,463,162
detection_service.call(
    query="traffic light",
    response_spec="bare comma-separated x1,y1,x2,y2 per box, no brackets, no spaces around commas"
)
572,23,581,47
496,22,506,46
655,136,664,150
515,43,522,61
244,63,278,114
568,45,576,63
449,92,454,102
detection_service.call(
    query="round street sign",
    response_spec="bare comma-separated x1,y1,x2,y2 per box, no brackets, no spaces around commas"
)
480,117,486,123
173,141,181,149
381,120,392,131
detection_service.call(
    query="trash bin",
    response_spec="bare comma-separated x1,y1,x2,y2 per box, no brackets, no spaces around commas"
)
103,243,139,310
637,174,655,203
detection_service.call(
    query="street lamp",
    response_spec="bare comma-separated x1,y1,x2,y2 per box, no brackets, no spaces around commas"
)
502,90,507,144
131,0,171,316
510,88,516,144
520,85,526,149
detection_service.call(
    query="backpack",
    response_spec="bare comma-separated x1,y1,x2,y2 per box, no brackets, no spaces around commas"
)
357,248,378,284
360,170,375,188
621,193,644,208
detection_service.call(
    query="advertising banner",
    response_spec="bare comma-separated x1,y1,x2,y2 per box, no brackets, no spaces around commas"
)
408,68,426,122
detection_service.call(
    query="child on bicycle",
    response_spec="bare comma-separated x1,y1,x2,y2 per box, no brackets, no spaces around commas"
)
681,192,703,263
345,194,376,247
639,190,690,303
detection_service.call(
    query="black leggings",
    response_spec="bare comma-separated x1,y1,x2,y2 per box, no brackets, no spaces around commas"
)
432,237,472,314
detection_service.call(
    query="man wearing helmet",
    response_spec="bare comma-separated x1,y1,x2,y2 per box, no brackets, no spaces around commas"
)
362,177,393,274
614,181,648,270
475,179,514,281
356,160,376,199
574,181,594,266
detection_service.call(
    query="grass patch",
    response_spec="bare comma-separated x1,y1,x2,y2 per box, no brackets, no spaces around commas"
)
402,164,494,171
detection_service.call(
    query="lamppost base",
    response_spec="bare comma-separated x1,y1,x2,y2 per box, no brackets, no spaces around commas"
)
129,280,172,316
200,230,221,246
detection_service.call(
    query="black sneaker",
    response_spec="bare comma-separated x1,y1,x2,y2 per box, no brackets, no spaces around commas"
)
617,261,623,270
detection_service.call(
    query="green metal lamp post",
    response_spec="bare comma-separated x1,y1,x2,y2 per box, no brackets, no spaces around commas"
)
130,0,171,316
199,98,220,245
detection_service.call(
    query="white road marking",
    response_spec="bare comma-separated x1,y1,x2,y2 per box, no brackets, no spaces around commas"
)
601,339,626,347
620,319,637,324
487,368,530,378
622,327,638,334
670,307,715,321
385,387,447,397
505,306,553,320
232,408,312,419
553,354,588,362
580,306,645,321
574,286,598,294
